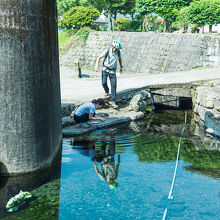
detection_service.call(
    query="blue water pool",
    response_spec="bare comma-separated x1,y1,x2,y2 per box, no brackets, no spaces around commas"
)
2,110,219,219
59,122,220,220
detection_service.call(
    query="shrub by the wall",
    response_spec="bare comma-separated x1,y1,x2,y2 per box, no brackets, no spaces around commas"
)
60,6,100,29
114,18,141,31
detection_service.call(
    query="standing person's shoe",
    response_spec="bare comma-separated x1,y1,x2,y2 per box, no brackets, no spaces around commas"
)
109,101,118,109
105,93,110,97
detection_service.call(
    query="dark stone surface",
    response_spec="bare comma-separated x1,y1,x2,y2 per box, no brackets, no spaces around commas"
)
0,0,62,175
63,117,131,137
62,116,76,128
61,103,76,117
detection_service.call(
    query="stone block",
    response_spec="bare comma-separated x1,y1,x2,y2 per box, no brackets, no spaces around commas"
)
215,101,220,112
205,100,214,109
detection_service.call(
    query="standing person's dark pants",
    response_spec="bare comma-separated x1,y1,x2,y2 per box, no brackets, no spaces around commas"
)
102,70,117,102
100,138,115,159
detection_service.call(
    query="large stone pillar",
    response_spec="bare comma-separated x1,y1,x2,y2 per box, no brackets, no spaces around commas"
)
0,0,62,175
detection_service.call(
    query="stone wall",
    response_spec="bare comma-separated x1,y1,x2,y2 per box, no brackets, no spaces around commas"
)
61,31,220,74
192,80,220,139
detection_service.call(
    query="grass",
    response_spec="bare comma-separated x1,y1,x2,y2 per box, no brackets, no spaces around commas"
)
58,27,92,55
58,29,76,55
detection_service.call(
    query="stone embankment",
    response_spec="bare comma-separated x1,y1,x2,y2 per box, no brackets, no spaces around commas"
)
61,31,220,74
61,78,220,140
62,90,154,137
193,80,220,139
60,31,220,138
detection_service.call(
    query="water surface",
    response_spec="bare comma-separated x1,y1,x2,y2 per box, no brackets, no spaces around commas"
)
59,112,220,220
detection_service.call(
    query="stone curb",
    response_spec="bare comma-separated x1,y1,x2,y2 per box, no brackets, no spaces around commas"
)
63,116,131,137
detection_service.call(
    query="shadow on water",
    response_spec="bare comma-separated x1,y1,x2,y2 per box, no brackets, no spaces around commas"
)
0,147,62,220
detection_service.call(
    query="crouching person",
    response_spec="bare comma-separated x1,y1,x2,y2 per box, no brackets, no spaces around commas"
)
72,98,106,127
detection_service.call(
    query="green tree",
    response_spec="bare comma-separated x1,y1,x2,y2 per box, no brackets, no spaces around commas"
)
112,0,136,20
90,0,132,30
137,0,192,32
187,0,220,32
171,7,190,32
143,14,163,32
114,18,132,31
57,0,93,16
57,0,80,16
60,6,100,29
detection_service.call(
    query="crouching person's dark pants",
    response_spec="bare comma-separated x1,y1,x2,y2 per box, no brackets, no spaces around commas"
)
102,70,117,102
74,113,95,123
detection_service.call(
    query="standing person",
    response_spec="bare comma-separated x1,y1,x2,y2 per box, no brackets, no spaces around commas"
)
70,98,106,127
95,40,123,108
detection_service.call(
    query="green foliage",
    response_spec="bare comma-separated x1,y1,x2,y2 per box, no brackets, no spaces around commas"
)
137,0,193,31
187,0,220,27
4,179,60,220
113,0,136,17
58,28,92,54
58,29,77,55
173,7,190,30
192,89,196,97
143,14,163,32
89,0,136,30
90,23,101,31
57,0,94,16
57,0,80,16
114,18,132,31
134,134,220,169
181,139,220,169
75,27,91,41
134,135,180,162
114,18,142,31
60,6,100,29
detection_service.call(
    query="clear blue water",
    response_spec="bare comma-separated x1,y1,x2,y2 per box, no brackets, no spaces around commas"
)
59,126,220,220
1,111,220,219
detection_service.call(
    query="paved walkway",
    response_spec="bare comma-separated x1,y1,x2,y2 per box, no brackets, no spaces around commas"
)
60,66,220,104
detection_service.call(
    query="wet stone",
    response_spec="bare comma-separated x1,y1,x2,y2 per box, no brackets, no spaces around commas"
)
63,116,131,137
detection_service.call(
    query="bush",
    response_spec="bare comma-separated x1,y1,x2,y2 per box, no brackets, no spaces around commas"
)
114,18,131,31
90,23,101,31
114,18,142,32
60,6,100,29
58,27,92,54
143,14,163,32
75,27,91,42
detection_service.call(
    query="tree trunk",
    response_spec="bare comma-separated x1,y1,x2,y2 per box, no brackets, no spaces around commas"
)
163,21,167,32
187,24,192,33
200,26,204,34
108,10,113,31
142,20,146,32
113,13,117,31
209,25,212,33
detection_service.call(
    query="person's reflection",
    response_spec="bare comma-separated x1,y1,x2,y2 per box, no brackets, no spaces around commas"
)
93,135,120,189
72,139,96,159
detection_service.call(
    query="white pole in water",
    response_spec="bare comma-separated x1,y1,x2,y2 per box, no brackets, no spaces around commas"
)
162,111,187,220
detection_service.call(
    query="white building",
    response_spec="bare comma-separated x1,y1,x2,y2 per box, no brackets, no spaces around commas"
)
93,13,132,30
204,24,220,33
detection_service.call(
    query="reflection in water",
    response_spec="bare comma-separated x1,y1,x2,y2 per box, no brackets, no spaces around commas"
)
60,123,220,219
72,134,120,190
141,110,220,179
0,148,62,219
94,136,120,189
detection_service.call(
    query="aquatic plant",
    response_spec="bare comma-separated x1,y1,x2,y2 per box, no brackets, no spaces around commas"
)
6,191,32,213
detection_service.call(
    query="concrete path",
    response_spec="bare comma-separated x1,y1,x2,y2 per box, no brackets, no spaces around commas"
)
60,66,220,104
